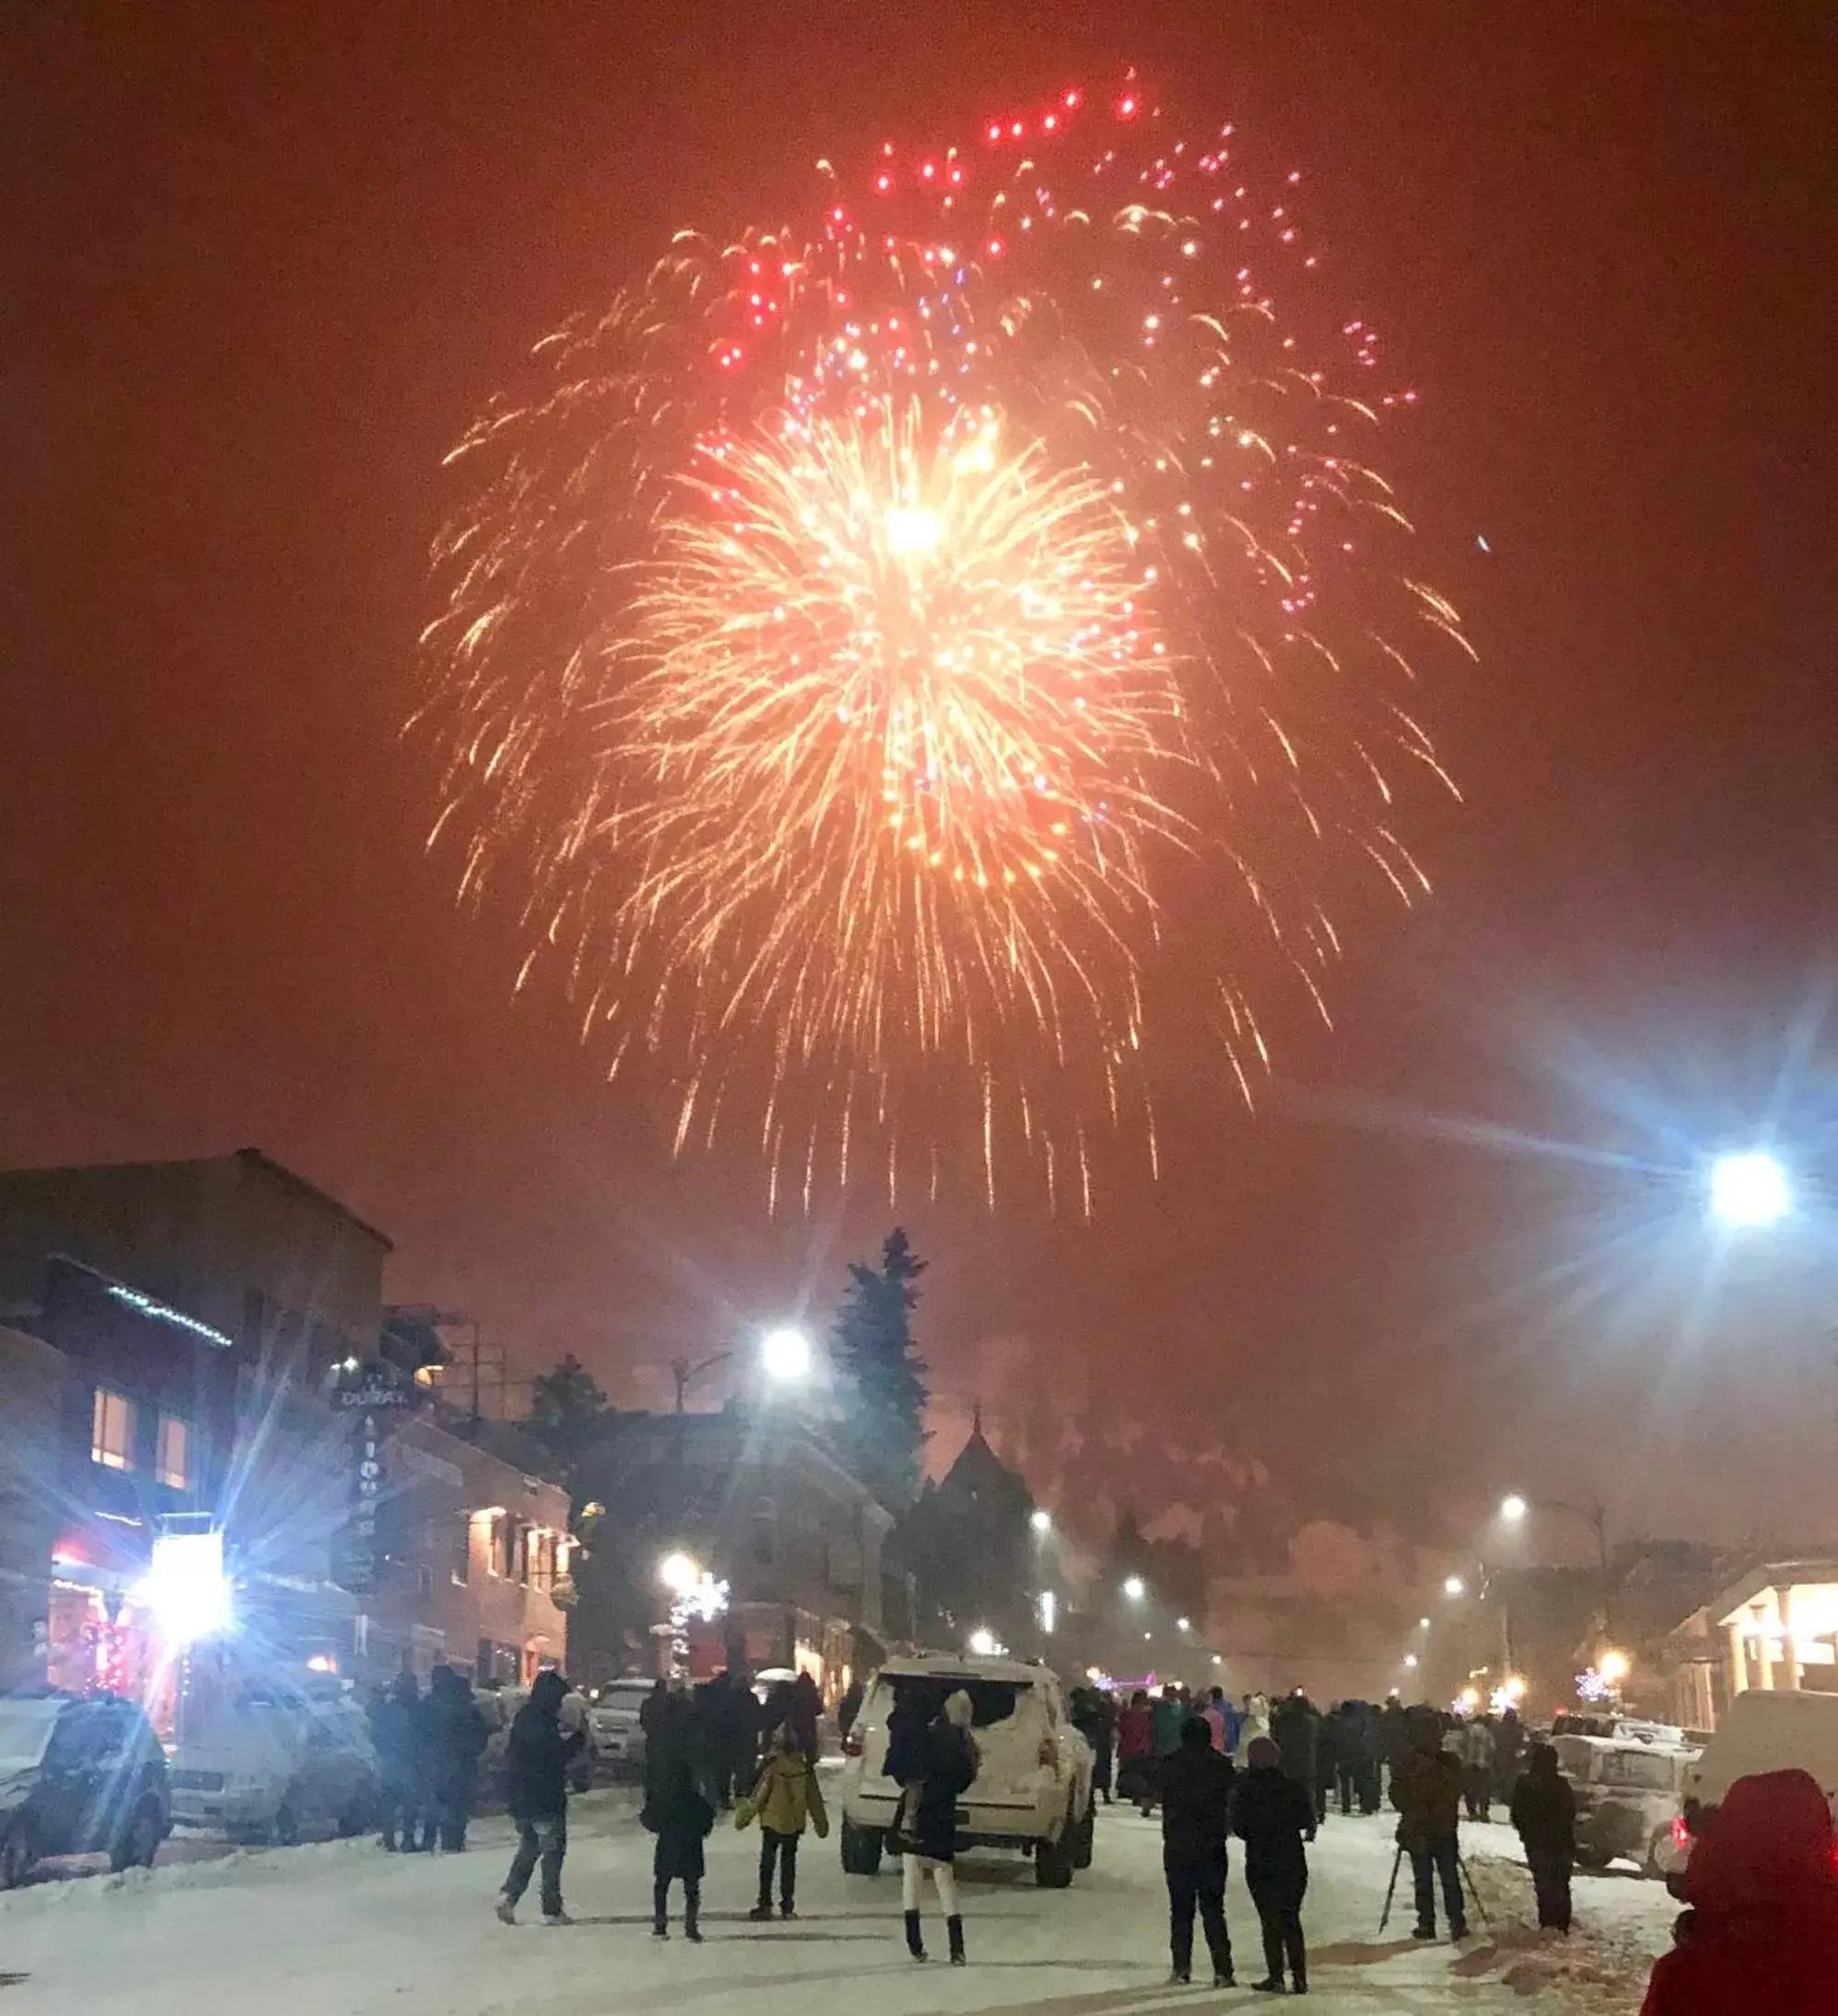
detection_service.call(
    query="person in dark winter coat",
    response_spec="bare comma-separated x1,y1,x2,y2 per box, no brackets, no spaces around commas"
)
1311,1708,1339,1828
647,1755,715,1940
496,1671,584,1925
1271,1694,1320,1809
789,1671,823,1758
1149,1717,1237,1987
1493,1706,1527,1805
372,1673,425,1852
1334,1702,1364,1817
1356,1701,1384,1814
1378,1695,1411,1790
1390,1711,1467,1941
1639,1768,1838,2016
420,1664,490,1851
887,1690,978,1964
1072,1688,1117,1803
1509,1746,1576,1933
1232,1733,1316,1996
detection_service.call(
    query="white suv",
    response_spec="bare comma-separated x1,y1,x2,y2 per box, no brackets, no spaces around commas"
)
837,1654,1095,1887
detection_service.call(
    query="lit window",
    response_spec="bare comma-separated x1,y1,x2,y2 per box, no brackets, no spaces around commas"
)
92,1389,134,1471
155,1415,190,1491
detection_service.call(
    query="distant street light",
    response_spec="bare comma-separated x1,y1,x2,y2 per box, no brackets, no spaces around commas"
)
1403,1653,1419,1670
1710,1150,1791,1229
759,1325,814,1383
1123,1575,1147,1602
1500,1494,1530,1523
1444,1575,1467,1599
1177,1616,1191,1633
673,1325,814,1412
967,1627,1000,1658
1598,1647,1631,1685
1029,1507,1053,1536
657,1551,700,1595
1419,1617,1432,1631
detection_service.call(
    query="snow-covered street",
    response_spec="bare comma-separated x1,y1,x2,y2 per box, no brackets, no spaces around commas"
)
0,1785,1680,2014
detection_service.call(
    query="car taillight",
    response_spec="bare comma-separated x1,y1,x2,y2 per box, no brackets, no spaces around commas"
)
1672,1817,1691,1851
842,1733,863,1758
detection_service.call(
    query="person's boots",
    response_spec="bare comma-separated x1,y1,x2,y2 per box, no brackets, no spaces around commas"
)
905,1910,927,1961
750,1898,775,1922
1292,1962,1308,1995
685,1900,703,1945
947,1916,966,1966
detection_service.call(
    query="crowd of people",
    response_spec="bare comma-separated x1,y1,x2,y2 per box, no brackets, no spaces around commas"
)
372,1658,1838,2011
1065,1679,1575,1992
367,1665,492,1855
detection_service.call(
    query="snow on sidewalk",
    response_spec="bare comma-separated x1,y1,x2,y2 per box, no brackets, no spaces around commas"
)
0,1792,1672,2012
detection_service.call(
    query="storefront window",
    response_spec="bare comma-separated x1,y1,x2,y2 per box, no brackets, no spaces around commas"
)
91,1389,134,1471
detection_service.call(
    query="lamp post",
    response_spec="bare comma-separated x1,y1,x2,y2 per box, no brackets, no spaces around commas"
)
1500,1491,1615,1635
673,1325,814,1412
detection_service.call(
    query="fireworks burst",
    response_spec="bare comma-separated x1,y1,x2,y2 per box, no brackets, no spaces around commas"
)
418,76,1470,1211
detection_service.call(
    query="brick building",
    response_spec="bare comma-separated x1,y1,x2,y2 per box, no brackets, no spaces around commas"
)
0,1149,570,1718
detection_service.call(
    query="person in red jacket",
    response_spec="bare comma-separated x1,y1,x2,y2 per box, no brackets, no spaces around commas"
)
1117,1690,1156,1803
1641,1768,1838,2016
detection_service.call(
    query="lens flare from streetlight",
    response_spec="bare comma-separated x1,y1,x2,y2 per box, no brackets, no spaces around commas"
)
1710,1151,1791,1228
760,1325,814,1382
658,1550,700,1594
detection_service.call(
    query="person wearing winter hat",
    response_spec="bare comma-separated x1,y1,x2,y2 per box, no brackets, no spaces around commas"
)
1149,1716,1238,1987
886,1689,978,1964
496,1671,584,1926
1233,1733,1316,1995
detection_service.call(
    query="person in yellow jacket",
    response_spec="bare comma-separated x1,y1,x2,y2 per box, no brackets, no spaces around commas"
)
736,1721,829,1919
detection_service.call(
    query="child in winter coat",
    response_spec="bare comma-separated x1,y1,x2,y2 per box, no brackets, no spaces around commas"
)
646,1756,715,1940
737,1722,829,1919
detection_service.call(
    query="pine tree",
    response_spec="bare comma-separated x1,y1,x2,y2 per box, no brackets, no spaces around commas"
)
526,1353,612,1465
833,1227,931,1508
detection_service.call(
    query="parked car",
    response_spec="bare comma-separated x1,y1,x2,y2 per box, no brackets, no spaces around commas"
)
586,1679,654,1776
1551,1729,1699,1877
0,1693,170,1888
837,1652,1095,1887
1668,1688,1838,1892
170,1687,378,1844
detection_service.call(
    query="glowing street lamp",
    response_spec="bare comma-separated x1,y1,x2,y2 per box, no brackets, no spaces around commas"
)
1029,1507,1053,1536
1419,1617,1432,1631
657,1551,700,1596
1710,1150,1791,1229
1598,1647,1631,1686
759,1325,814,1383
1500,1494,1529,1524
1122,1575,1147,1602
135,1527,232,1647
967,1626,1000,1658
1444,1575,1467,1599
1402,1653,1420,1670
1177,1616,1191,1634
